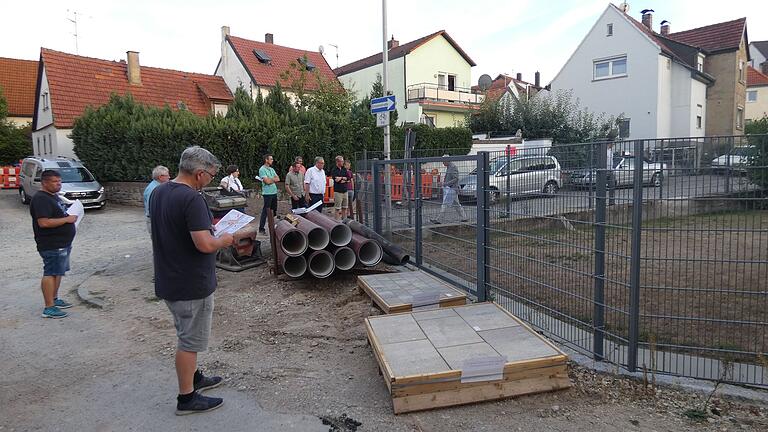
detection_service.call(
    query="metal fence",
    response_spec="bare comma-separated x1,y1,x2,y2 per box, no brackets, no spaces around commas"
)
357,134,768,387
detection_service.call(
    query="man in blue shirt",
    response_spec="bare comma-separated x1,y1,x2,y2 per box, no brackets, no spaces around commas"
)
143,166,170,234
258,154,279,234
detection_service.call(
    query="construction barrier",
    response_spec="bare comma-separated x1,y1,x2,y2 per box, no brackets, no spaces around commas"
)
324,176,334,203
390,173,435,201
0,166,21,189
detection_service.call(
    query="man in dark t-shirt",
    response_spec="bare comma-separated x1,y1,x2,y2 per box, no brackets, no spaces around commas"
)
150,146,234,415
330,155,350,220
30,170,78,319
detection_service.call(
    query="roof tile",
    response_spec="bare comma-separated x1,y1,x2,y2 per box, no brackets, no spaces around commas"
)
748,66,768,86
666,18,747,53
40,49,232,129
0,57,38,117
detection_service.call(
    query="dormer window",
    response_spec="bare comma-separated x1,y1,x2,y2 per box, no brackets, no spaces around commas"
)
253,49,271,64
41,91,49,111
696,54,704,72
298,57,316,71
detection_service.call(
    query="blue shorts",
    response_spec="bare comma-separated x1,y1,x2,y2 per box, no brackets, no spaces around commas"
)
39,247,72,276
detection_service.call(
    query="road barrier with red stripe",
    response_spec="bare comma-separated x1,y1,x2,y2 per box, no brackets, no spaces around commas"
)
0,166,21,189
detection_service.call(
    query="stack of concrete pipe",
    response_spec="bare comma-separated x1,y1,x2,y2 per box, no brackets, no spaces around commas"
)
274,212,383,279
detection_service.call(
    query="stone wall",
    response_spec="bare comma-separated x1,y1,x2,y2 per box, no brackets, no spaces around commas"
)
103,182,148,207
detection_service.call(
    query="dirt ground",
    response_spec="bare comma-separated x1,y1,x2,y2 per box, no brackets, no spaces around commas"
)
417,210,768,358
1,189,767,431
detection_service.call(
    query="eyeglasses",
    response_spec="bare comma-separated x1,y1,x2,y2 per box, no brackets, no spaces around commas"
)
201,169,217,179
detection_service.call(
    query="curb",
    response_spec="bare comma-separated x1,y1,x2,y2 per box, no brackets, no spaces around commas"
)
74,271,108,309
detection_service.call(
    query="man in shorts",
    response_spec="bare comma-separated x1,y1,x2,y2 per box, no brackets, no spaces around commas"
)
150,146,234,415
30,170,78,319
330,155,350,220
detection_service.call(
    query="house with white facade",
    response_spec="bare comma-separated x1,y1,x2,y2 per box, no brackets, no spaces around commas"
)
749,41,768,70
334,30,483,128
32,49,233,159
551,4,715,140
214,27,339,101
747,66,768,123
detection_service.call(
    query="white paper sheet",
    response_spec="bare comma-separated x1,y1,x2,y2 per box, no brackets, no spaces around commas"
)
213,209,255,238
291,199,323,214
66,200,84,229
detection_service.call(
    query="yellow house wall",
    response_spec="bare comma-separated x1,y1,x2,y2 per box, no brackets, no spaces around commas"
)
746,86,768,122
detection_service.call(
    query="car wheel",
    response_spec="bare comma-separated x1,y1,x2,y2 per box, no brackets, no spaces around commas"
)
20,188,30,204
652,173,663,187
489,188,500,204
543,181,559,195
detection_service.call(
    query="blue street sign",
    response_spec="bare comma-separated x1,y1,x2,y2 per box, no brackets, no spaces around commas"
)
370,95,396,113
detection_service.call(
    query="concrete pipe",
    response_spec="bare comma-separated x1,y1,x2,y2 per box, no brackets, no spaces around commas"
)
343,219,409,265
303,212,352,247
333,246,356,271
308,250,335,279
274,220,308,257
350,233,383,267
295,217,330,250
275,243,307,278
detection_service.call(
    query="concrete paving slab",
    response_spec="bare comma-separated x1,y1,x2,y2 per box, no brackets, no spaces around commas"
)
455,303,520,331
438,342,504,370
417,315,484,348
368,314,426,344
380,339,449,377
479,327,559,362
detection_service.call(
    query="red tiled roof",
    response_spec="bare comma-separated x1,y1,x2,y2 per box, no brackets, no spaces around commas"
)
0,57,38,117
334,30,476,76
667,18,747,53
227,36,337,91
38,48,232,129
748,66,768,86
615,5,689,66
471,74,538,99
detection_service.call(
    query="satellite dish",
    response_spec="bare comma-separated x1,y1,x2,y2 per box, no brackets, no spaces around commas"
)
319,45,325,54
478,74,493,91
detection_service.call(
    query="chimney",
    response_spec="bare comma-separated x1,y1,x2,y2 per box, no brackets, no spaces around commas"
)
221,26,230,70
265,33,273,44
126,51,141,85
642,11,653,30
387,36,399,50
516,72,522,81
535,71,541,88
660,21,670,36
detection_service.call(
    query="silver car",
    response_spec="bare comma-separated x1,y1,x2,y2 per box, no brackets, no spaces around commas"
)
458,155,562,203
570,155,664,188
19,156,106,209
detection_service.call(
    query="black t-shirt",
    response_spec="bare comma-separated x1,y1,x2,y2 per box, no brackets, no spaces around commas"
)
150,182,216,301
29,191,76,252
330,166,350,193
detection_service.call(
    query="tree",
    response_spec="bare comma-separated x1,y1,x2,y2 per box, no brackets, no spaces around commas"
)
746,116,768,189
0,87,32,165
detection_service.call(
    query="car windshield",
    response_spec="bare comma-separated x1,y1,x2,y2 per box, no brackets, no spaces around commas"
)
56,167,95,183
731,147,751,157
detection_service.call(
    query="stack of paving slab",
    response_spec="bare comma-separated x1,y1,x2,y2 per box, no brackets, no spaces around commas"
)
359,270,571,414
357,271,467,313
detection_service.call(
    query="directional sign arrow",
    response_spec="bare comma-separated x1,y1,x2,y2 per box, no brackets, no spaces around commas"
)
371,95,396,113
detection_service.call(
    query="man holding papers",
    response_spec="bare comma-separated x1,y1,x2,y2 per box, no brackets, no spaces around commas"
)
29,170,78,319
149,146,234,415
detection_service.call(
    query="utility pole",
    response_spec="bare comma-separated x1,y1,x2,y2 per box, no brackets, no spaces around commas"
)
382,0,392,234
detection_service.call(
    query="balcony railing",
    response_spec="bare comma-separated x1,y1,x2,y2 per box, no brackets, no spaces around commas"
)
406,83,485,105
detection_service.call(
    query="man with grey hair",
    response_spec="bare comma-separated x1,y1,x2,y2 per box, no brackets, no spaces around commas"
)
143,165,170,234
430,155,467,224
304,156,327,212
150,146,234,415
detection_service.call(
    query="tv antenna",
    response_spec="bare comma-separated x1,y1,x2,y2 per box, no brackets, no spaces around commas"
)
66,9,92,54
328,43,339,68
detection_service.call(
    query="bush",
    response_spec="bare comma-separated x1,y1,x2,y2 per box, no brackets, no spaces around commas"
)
746,117,768,189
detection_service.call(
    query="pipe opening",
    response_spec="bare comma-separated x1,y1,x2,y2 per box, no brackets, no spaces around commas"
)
281,230,308,256
307,227,330,250
282,256,307,278
334,247,356,271
329,224,352,247
358,241,383,267
308,251,334,278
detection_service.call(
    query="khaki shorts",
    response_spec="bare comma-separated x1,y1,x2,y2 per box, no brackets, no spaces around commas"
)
334,191,349,209
164,294,214,352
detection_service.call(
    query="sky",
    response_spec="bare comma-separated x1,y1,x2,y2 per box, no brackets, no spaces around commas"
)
2,0,767,89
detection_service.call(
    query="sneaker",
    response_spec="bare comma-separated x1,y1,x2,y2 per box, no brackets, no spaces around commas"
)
176,392,224,415
54,298,73,309
42,306,68,319
194,371,223,392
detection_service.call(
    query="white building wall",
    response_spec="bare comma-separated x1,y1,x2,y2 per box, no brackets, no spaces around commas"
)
668,60,707,138
35,66,53,128
337,56,410,123
749,45,766,69
690,80,707,137
215,41,255,98
56,128,75,158
550,5,661,140
657,56,673,138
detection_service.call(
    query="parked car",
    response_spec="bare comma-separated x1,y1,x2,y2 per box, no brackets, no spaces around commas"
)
570,155,664,188
457,155,562,203
710,146,754,174
18,156,106,209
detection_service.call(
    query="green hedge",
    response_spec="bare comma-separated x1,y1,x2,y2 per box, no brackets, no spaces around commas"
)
71,90,472,183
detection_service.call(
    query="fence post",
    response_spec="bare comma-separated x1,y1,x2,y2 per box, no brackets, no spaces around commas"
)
363,150,369,225
593,141,607,361
627,139,644,372
476,152,490,302
373,162,382,235
414,157,423,267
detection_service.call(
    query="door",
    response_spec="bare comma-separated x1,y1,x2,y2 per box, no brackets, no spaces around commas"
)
32,165,43,195
448,74,456,91
515,158,539,194
437,73,447,90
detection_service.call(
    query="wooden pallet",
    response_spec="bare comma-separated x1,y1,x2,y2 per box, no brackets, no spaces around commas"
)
365,303,571,414
357,270,467,314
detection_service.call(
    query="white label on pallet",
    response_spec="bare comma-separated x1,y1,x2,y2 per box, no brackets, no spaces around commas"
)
411,292,440,307
461,355,508,383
